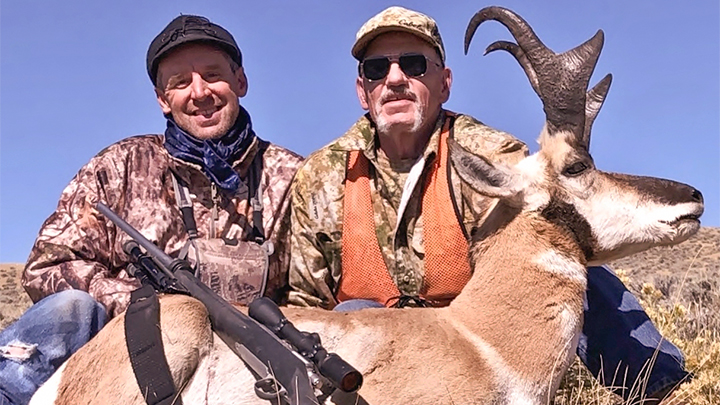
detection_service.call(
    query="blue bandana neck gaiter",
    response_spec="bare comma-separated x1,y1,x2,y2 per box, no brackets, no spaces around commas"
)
163,106,255,194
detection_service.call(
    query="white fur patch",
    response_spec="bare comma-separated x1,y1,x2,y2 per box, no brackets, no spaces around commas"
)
576,187,702,255
544,306,582,395
446,317,538,404
513,154,551,211
533,250,586,284
28,362,66,404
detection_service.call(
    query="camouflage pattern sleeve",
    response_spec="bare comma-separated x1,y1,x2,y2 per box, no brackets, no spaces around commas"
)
23,136,303,318
259,144,305,304
287,164,338,309
22,151,139,318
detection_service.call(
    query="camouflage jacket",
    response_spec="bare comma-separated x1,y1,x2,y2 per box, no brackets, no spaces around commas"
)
288,111,529,308
23,134,303,318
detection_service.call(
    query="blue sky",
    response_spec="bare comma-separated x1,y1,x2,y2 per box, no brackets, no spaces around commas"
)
1,0,718,262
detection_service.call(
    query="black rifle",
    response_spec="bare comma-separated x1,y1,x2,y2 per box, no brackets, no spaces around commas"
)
96,202,362,404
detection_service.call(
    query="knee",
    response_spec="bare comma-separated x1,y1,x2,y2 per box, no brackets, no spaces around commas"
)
51,289,95,306
47,290,105,318
1,291,106,367
334,299,385,312
37,290,107,334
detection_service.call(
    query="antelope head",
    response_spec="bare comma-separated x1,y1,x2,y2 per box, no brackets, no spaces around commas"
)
450,6,704,265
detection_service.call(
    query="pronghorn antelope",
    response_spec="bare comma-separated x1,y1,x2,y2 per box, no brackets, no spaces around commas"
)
31,6,703,405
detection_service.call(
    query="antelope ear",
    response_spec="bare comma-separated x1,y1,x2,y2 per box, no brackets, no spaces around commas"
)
448,138,522,199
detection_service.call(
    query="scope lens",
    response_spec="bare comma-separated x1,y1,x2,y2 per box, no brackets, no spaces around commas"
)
340,371,363,392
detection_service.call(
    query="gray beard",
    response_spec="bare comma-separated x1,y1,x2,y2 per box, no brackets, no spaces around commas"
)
375,101,426,135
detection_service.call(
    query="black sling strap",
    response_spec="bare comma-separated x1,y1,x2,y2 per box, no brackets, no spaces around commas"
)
125,285,183,405
246,140,268,244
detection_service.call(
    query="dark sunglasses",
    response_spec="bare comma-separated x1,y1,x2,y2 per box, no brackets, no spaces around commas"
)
359,53,441,81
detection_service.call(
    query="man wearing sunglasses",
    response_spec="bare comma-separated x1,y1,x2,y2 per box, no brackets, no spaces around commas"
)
0,15,302,405
288,6,688,404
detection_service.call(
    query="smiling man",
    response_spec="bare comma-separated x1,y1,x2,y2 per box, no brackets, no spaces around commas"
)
288,6,690,404
0,15,301,405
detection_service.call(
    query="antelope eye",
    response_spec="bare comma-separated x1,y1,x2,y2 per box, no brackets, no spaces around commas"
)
563,161,588,176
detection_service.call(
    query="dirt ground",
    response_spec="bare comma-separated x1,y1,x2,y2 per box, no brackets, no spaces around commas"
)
1,227,718,330
0,263,32,329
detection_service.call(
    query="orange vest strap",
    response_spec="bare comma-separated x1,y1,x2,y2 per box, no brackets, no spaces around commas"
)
338,149,401,306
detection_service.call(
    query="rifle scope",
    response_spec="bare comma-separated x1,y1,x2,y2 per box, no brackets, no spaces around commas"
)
249,297,363,393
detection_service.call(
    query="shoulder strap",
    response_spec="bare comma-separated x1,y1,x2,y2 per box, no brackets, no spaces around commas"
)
247,140,269,245
171,173,198,240
125,285,183,405
171,141,267,246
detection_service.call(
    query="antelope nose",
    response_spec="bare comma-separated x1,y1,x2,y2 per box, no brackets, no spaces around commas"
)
691,188,703,204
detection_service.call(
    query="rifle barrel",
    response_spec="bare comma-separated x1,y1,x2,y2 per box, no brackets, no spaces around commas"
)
96,202,174,270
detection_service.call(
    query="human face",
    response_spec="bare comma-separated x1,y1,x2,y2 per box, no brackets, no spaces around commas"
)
155,43,248,140
356,32,451,137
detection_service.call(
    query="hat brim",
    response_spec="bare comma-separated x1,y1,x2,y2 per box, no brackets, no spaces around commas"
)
351,25,442,61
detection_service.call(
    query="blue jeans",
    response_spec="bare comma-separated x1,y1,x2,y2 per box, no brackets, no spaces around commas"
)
335,266,688,400
578,266,688,399
0,290,107,405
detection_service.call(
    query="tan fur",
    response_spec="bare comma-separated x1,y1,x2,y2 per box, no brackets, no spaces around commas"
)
452,212,587,400
50,294,212,405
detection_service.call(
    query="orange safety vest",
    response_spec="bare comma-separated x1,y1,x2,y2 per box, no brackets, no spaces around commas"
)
338,113,472,307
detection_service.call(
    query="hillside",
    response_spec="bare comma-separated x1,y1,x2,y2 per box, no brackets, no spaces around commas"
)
609,227,720,335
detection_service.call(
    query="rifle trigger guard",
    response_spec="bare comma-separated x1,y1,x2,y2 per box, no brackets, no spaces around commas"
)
254,377,285,400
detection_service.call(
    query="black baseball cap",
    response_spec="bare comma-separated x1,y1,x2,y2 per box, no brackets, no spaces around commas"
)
147,15,242,85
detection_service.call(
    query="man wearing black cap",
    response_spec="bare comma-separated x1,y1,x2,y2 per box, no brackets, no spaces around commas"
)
0,15,301,405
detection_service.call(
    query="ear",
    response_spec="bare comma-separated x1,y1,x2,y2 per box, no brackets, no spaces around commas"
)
233,67,248,98
155,88,172,115
447,137,522,199
356,76,370,110
440,67,452,104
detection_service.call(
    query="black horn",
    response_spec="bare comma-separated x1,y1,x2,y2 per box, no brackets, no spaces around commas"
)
484,40,541,100
465,6,606,139
583,74,612,148
464,7,550,61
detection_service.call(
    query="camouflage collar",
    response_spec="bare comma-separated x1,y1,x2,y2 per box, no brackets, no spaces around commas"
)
330,111,448,164
328,113,376,153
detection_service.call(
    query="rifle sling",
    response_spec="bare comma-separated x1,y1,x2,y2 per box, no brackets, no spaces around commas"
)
125,285,183,405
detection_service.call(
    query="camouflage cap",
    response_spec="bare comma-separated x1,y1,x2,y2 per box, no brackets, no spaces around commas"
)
351,6,445,62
